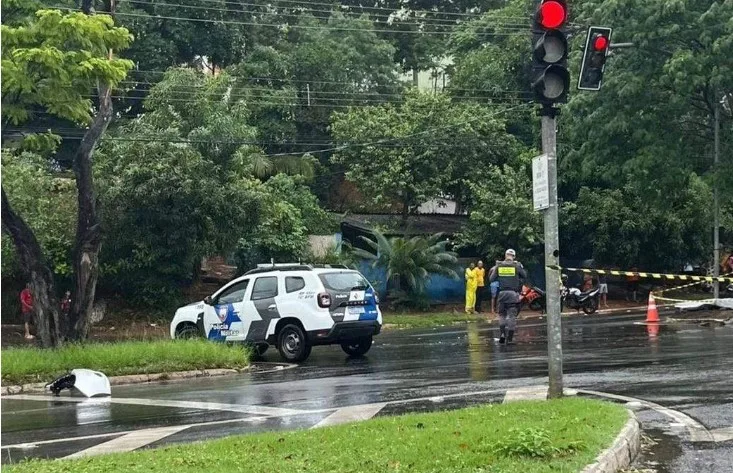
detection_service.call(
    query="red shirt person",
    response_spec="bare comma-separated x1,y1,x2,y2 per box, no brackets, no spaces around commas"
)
20,284,35,340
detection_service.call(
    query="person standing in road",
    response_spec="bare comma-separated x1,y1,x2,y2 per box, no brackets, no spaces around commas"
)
20,283,35,340
475,261,486,313
465,262,478,314
489,249,527,344
598,273,609,308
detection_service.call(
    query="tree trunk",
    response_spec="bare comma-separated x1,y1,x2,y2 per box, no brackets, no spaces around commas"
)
1,188,61,347
66,1,116,341
66,83,113,341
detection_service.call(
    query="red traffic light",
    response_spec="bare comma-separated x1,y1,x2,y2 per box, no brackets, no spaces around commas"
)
593,35,609,51
538,1,567,29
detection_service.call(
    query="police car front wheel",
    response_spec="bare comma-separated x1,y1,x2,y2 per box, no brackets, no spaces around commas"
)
341,336,373,357
277,324,311,362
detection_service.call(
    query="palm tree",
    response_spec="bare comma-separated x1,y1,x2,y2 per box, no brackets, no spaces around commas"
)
232,148,316,180
353,230,459,301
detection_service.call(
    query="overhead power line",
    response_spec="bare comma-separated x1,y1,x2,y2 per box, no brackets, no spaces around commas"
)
121,0,527,29
6,103,533,158
125,0,525,21
46,5,532,36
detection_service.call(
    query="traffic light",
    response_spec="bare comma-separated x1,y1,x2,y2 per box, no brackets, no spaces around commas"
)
531,0,570,106
578,26,612,91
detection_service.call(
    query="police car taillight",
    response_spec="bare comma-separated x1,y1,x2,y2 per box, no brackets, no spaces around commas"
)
317,292,331,308
374,291,380,304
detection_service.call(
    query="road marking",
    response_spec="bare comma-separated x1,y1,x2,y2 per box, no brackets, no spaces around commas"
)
503,385,548,403
8,394,307,416
64,425,190,458
577,389,715,442
312,403,387,428
1,414,272,450
710,427,733,442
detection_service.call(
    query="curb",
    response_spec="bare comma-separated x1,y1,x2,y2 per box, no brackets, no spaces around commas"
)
0,362,306,396
581,410,640,473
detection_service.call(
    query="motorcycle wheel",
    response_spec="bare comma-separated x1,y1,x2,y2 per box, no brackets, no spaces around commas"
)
529,299,544,312
582,298,598,315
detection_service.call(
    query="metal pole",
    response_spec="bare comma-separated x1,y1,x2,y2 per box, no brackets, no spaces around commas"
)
541,109,563,398
713,98,720,300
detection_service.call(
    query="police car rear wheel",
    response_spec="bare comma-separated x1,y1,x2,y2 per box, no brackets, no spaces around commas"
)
277,324,311,362
175,323,200,339
341,336,372,357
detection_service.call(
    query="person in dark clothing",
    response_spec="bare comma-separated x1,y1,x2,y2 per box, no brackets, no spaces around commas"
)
488,249,528,344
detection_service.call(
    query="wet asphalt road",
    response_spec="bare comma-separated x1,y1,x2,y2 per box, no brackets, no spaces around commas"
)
2,310,732,472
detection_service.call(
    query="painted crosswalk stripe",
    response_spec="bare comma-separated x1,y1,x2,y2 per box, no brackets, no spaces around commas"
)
64,425,190,458
312,403,387,428
503,386,548,403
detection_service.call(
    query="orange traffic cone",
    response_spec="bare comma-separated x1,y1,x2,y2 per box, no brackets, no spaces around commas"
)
646,292,659,323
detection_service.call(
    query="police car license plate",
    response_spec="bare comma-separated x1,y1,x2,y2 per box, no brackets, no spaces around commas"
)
347,306,365,316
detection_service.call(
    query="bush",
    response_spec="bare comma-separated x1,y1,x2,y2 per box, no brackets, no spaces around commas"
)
493,428,586,459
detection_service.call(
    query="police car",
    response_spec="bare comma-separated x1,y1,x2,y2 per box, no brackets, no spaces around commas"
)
170,264,382,362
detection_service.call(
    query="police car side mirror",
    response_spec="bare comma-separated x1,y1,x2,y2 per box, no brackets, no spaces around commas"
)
203,296,213,306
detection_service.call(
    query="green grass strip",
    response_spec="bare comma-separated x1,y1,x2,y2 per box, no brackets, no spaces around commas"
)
1,340,250,385
8,398,627,473
383,312,487,329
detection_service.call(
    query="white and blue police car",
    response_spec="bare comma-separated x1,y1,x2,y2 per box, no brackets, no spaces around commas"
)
170,264,382,362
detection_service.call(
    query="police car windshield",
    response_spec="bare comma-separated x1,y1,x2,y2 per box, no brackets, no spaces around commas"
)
319,272,369,291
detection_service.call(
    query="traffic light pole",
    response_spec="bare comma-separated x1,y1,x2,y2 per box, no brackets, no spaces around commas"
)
713,97,720,300
541,106,563,399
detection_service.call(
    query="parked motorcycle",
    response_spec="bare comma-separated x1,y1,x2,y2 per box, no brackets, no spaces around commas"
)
520,285,546,313
561,274,600,314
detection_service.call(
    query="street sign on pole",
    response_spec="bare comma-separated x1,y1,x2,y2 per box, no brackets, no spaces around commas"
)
533,154,550,211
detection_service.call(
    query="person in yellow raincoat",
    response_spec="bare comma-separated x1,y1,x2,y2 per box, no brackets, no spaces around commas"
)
465,262,478,314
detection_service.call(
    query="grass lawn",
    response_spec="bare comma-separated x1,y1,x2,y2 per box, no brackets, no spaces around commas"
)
7,398,627,473
1,340,250,385
383,312,487,329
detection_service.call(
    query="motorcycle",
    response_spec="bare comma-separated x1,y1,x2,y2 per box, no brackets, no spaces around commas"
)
561,275,600,314
520,285,546,313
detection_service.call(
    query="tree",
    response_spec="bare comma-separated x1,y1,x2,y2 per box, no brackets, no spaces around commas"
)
448,0,537,146
558,0,733,268
353,230,459,307
331,91,520,217
458,157,544,262
1,152,77,283
96,129,265,306
1,7,133,346
233,175,333,272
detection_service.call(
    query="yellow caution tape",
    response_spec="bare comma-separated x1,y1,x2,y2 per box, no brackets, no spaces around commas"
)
546,265,733,283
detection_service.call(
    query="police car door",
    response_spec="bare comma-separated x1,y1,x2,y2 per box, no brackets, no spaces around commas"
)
204,279,250,342
241,275,281,342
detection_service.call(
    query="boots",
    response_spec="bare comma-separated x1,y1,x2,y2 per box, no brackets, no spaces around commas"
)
506,330,515,345
498,325,506,344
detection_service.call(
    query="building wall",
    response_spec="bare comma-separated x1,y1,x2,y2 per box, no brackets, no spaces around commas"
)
399,57,453,93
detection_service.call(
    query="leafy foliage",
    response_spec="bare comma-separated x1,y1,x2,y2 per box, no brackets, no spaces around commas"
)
331,91,521,214
459,156,543,262
353,230,459,304
493,428,586,459
1,152,77,280
96,133,264,305
233,175,331,273
1,9,133,126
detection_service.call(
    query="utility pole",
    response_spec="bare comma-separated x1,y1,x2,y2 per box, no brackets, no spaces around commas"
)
531,0,569,399
713,97,720,300
542,107,563,398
